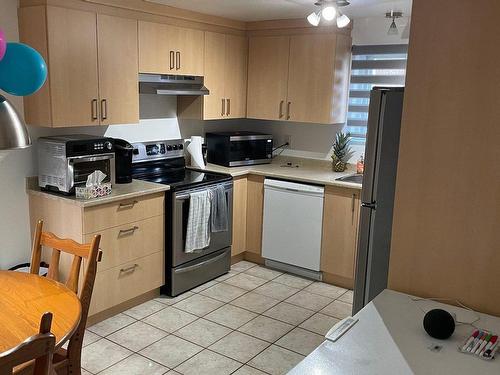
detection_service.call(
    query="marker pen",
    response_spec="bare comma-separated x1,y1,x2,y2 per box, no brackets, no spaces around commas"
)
462,330,479,352
470,332,487,353
480,335,498,356
467,331,484,352
483,340,498,359
475,333,492,355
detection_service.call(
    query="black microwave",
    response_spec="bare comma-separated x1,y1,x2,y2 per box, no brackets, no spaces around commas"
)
206,131,273,167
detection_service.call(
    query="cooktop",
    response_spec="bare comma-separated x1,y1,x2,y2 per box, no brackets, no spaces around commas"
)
136,168,231,191
130,139,231,191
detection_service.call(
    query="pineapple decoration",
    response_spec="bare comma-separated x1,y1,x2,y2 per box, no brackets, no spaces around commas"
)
331,132,352,172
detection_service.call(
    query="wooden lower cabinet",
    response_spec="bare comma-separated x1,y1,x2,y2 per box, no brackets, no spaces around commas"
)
232,177,248,256
28,192,165,319
320,186,361,289
84,215,164,273
245,175,264,256
90,251,164,314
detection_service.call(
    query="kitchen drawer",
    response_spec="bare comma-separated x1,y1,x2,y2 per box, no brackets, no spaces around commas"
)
83,193,164,233
89,251,164,315
85,215,164,272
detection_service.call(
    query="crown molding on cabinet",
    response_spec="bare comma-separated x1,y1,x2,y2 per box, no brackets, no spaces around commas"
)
20,0,351,36
19,0,247,34
246,18,352,37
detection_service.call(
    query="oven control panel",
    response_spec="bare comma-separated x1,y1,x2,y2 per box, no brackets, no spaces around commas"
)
132,139,186,162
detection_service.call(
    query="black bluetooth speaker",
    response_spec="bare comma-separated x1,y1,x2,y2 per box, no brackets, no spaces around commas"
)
423,309,456,339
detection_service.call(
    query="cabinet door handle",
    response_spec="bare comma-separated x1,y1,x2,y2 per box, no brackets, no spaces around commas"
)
226,98,230,116
221,98,225,116
351,193,356,224
120,264,138,273
169,50,175,70
176,51,180,70
100,99,107,121
286,101,291,120
119,200,138,209
91,99,98,120
119,226,139,235
279,100,284,118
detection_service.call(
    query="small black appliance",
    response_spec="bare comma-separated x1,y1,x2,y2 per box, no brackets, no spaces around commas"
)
114,139,134,184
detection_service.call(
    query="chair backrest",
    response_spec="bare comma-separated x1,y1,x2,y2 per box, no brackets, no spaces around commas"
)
0,312,55,375
30,220,102,294
30,220,102,371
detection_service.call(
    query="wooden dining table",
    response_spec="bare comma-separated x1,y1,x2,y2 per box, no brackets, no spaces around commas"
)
0,270,81,353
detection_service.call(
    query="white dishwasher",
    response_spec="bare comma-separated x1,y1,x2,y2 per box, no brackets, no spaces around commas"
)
262,178,324,274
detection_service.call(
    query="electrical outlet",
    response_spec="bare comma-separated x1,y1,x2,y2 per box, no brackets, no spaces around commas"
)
284,134,292,148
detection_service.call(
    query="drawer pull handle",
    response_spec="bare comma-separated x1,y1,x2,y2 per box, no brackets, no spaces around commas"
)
119,200,138,209
120,264,138,273
119,226,139,235
174,252,227,274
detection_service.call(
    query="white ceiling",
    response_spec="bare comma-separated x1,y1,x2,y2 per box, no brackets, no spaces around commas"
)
145,0,412,22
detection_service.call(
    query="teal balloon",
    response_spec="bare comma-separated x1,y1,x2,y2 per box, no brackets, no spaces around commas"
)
0,42,47,96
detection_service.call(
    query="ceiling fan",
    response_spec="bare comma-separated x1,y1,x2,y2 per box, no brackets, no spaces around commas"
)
307,0,351,28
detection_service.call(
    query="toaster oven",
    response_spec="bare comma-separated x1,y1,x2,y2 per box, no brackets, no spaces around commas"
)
38,135,115,194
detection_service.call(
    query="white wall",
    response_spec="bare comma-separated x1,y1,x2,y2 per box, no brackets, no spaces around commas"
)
0,0,33,269
352,15,411,45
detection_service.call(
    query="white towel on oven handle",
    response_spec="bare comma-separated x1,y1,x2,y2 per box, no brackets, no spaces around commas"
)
185,190,211,253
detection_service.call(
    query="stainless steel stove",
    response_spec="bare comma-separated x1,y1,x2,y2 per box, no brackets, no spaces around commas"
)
131,139,233,296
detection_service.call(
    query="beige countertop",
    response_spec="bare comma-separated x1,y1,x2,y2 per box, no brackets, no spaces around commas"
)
191,156,363,190
26,177,170,208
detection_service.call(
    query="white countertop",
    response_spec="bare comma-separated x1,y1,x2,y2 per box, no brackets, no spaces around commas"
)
26,177,170,208
289,290,500,374
191,156,362,190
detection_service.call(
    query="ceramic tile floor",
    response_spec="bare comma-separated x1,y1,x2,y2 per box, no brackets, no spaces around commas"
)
82,261,353,375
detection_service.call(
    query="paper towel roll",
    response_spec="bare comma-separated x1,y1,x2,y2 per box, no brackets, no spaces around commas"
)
187,136,205,169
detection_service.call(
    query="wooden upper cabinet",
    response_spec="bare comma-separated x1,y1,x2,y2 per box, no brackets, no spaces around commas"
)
320,186,360,289
46,6,99,127
224,34,248,119
247,36,290,121
203,32,226,120
19,6,140,127
287,34,337,124
184,31,247,120
97,15,139,125
168,26,204,76
138,21,169,74
247,33,351,124
138,21,204,76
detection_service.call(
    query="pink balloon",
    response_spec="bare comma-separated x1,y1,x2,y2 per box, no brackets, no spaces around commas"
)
0,28,6,61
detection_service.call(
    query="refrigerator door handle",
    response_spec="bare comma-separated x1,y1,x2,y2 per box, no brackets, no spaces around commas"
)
361,202,377,209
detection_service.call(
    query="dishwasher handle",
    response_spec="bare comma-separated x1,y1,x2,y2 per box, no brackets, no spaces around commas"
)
264,178,324,197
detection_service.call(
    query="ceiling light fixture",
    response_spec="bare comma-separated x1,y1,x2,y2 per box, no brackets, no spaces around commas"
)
307,0,351,28
336,12,351,28
321,5,337,21
386,11,403,36
307,11,321,27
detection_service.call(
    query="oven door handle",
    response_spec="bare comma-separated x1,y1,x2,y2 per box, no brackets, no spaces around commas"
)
175,183,233,200
173,252,227,274
68,153,115,164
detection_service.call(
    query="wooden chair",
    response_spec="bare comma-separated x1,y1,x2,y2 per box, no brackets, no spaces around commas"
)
0,312,56,375
30,220,102,375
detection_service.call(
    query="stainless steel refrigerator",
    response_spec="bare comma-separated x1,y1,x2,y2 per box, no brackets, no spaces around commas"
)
353,87,405,314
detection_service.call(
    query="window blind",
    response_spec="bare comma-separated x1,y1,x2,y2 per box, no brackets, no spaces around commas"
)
346,44,408,144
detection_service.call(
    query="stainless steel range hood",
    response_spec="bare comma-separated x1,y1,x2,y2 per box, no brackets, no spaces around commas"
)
139,74,209,96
